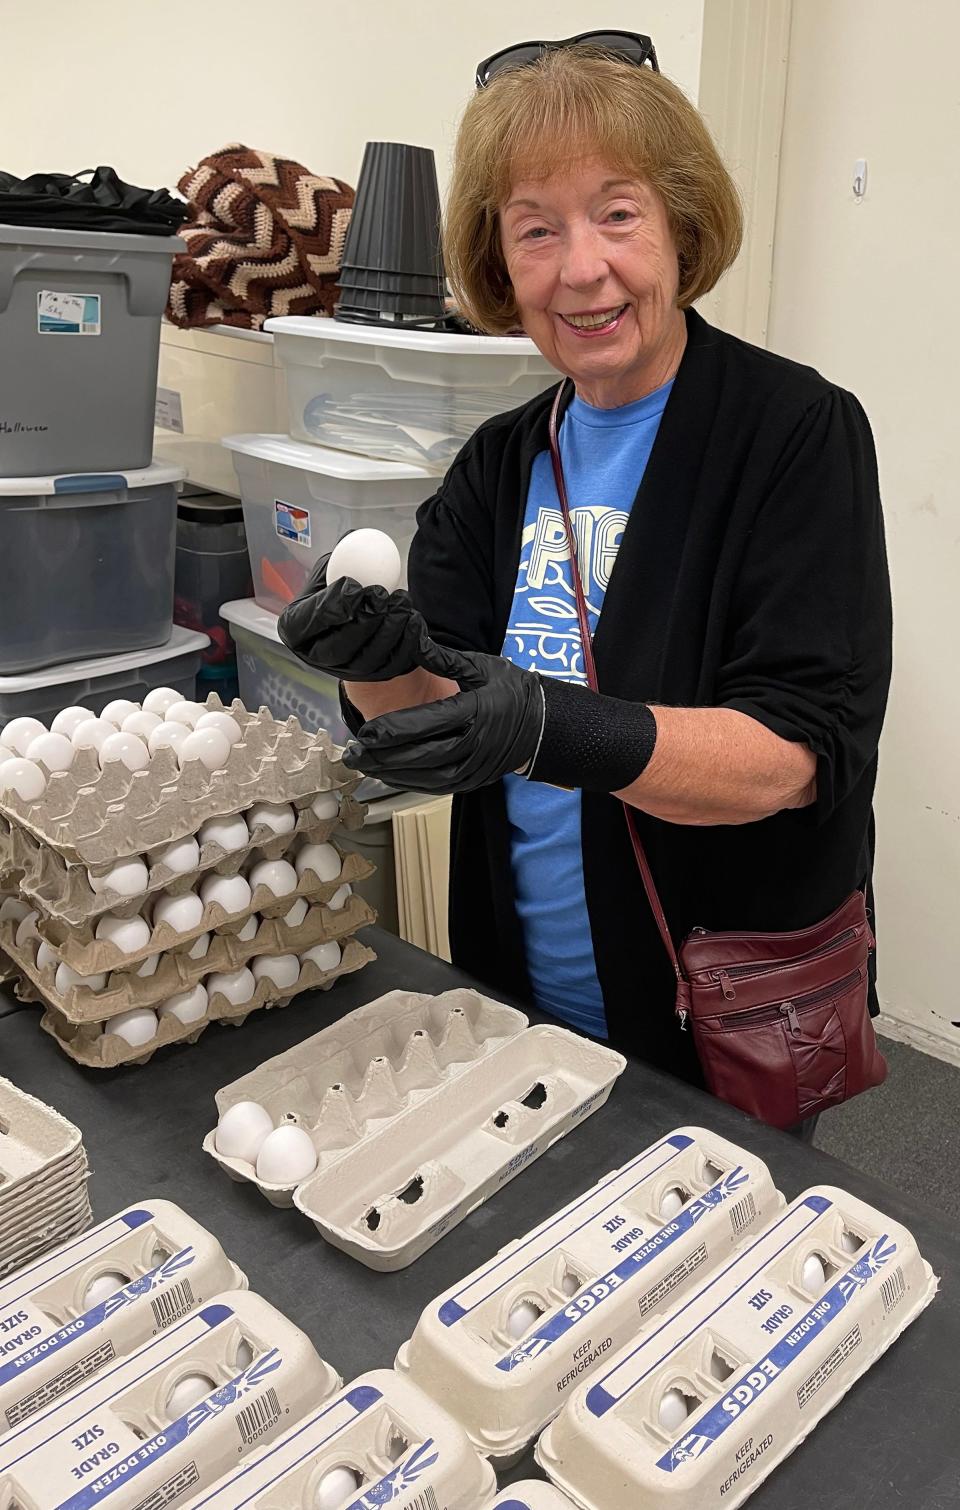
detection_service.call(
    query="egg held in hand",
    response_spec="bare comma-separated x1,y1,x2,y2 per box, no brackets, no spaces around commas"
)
326,528,402,591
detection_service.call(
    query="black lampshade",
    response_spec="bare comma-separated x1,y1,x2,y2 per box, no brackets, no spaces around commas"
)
336,141,446,326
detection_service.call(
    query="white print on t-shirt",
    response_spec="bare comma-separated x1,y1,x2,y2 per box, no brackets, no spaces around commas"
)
505,504,628,683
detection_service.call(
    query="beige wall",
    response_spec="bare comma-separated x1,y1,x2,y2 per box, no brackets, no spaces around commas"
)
0,1,703,200
768,1,960,1059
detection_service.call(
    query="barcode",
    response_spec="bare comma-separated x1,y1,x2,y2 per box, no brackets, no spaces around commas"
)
729,1193,757,1235
236,1387,281,1446
880,1267,906,1314
401,1490,439,1510
151,1278,195,1330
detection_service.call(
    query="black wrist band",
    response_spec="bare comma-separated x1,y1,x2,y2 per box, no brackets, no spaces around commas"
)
338,683,366,738
529,676,658,792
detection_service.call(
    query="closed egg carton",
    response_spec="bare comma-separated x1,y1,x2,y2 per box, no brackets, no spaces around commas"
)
5,891,374,1023
0,695,354,867
4,790,365,926
0,1077,85,1194
204,988,529,1208
494,1484,579,1508
38,934,377,1069
396,1130,782,1464
536,1188,938,1510
0,1290,341,1509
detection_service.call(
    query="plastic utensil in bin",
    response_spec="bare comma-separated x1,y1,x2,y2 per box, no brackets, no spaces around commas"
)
397,1129,782,1462
537,1186,938,1510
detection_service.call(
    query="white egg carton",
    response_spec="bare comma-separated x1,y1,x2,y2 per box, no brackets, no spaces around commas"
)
295,1024,627,1271
0,1076,85,1193
0,1199,245,1433
205,988,528,1208
180,1368,496,1509
4,788,365,926
0,695,355,867
537,1186,938,1510
494,1483,578,1508
0,1289,341,1510
38,935,377,1069
397,1129,782,1463
2,890,374,1022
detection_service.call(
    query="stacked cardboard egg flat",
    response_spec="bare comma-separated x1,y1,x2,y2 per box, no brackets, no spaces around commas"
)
0,1077,91,1279
0,695,376,1066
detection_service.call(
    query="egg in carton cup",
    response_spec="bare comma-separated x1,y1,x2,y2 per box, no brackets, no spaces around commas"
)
536,1186,938,1510
0,1199,245,1434
397,1129,783,1466
205,988,529,1209
178,1367,496,1510
0,695,356,868
494,1484,579,1508
0,1289,341,1510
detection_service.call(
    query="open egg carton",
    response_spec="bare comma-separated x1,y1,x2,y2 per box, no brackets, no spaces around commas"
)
536,1186,938,1510
205,989,626,1270
0,1077,92,1279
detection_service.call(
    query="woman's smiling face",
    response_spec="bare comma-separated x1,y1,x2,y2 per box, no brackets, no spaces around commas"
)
499,155,687,407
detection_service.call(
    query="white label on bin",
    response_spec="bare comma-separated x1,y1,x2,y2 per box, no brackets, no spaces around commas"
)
275,499,311,547
155,386,184,432
37,290,101,336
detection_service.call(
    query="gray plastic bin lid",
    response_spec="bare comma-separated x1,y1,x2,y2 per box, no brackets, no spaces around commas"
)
0,224,185,255
0,460,184,497
0,625,208,694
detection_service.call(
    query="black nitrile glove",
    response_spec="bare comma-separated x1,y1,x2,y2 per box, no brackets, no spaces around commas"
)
277,552,444,683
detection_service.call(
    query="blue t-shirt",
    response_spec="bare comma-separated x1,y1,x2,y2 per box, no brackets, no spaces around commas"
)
501,381,672,1037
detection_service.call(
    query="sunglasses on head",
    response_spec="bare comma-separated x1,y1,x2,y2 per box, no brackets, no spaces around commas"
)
476,29,659,89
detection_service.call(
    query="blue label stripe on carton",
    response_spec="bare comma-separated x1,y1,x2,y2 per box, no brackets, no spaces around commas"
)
2,1211,157,1311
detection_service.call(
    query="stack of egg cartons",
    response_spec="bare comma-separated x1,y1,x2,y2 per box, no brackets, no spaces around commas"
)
0,1077,91,1278
0,691,376,1067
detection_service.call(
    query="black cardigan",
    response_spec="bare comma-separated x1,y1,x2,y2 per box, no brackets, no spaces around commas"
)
407,309,892,1086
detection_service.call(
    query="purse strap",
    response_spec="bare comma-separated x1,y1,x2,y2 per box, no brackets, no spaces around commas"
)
547,381,687,1001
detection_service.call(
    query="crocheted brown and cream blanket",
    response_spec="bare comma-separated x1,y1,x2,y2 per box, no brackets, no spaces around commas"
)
166,144,354,330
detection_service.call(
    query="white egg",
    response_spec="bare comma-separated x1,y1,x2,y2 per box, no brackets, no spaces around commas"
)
802,1253,827,1292
315,1467,361,1508
153,891,204,934
165,701,206,728
196,710,243,746
143,686,187,718
70,717,114,753
148,721,191,757
55,962,107,994
246,801,296,837
0,747,17,768
51,706,94,738
659,1186,689,1221
301,940,342,973
0,758,47,802
0,717,47,756
137,954,160,977
256,1125,318,1184
560,1271,581,1297
326,883,352,912
214,1101,274,1164
165,1373,215,1419
82,1272,129,1309
327,528,402,592
95,914,151,954
506,1299,542,1339
36,940,59,972
236,914,259,943
248,859,298,899
0,897,30,926
122,710,162,742
159,983,208,1025
188,932,211,960
177,727,232,772
198,813,250,853
87,859,149,899
252,954,300,990
25,732,76,772
840,1229,863,1255
295,842,341,883
98,732,150,774
283,898,309,929
104,1008,158,1047
235,1339,255,1370
659,1387,694,1432
206,966,256,1006
15,911,41,948
100,699,140,728
200,873,252,916
310,792,340,821
152,836,201,875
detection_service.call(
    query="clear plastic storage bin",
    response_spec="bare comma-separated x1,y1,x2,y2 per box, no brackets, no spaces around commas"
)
0,626,208,733
220,597,348,742
263,315,559,471
223,431,432,614
0,462,183,674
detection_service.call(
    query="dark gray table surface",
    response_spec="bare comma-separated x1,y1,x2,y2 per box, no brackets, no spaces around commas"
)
0,927,955,1504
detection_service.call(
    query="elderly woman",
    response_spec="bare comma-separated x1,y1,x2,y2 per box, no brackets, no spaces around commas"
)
280,36,892,1129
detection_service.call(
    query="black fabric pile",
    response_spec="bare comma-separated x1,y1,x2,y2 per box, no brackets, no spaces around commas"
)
0,166,190,235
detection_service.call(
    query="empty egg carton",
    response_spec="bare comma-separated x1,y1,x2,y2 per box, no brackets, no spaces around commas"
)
0,1077,91,1277
494,1484,578,1508
0,1290,341,1509
0,1199,245,1433
397,1129,782,1463
177,1369,496,1509
537,1187,938,1510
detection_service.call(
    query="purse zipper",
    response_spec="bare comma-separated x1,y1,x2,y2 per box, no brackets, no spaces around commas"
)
708,927,862,1001
715,967,864,1032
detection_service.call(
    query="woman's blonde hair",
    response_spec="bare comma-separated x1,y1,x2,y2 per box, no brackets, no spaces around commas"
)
444,48,742,333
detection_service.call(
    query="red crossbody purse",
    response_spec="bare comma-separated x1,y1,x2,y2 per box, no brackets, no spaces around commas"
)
547,383,887,1129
